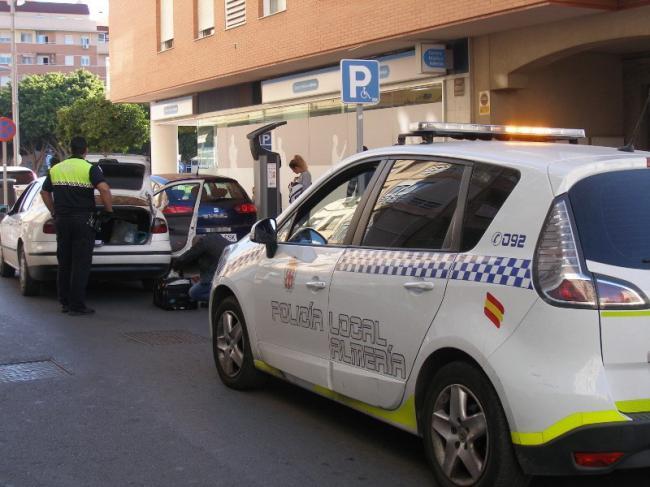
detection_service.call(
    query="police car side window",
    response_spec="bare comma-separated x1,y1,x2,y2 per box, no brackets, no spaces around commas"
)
285,163,379,246
361,159,464,250
461,163,520,251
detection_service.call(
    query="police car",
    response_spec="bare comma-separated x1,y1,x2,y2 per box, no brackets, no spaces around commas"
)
209,122,650,486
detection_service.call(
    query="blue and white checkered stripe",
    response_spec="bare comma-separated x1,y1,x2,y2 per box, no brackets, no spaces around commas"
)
336,249,456,279
451,254,533,290
335,249,533,290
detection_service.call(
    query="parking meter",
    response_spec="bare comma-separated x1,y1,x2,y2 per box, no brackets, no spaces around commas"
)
247,121,287,219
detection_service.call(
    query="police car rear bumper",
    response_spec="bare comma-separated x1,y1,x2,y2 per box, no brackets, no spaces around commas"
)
30,264,170,281
515,413,650,475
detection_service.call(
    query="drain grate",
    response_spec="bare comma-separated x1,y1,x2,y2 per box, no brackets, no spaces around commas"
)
0,360,69,384
123,330,209,346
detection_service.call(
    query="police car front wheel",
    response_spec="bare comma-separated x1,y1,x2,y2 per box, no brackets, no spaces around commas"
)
423,361,529,487
212,296,265,390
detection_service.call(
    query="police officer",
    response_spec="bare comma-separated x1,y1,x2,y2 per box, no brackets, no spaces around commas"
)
40,136,113,316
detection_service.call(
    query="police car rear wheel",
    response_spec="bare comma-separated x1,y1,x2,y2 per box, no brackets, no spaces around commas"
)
212,296,264,390
18,247,39,296
423,361,529,487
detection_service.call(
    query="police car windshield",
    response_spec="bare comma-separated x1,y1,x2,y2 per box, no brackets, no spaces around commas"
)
569,169,650,269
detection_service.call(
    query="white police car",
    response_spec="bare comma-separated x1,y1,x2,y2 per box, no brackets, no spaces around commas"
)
209,123,650,486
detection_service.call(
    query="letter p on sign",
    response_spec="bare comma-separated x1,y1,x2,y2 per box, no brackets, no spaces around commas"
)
341,59,380,105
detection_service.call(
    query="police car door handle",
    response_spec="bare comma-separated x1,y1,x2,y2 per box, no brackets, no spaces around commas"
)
306,280,327,290
403,281,435,291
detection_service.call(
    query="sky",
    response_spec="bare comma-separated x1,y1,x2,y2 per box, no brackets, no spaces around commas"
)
44,0,108,22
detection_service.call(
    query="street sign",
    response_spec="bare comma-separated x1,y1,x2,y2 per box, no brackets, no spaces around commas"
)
0,117,16,142
259,132,272,151
340,59,380,105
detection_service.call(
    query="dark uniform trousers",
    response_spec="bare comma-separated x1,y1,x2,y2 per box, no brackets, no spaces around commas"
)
55,214,95,310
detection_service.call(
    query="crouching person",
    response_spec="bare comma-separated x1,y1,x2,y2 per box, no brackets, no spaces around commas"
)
171,233,230,303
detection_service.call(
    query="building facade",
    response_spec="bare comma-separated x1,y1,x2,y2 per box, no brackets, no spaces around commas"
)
110,0,650,204
0,2,109,88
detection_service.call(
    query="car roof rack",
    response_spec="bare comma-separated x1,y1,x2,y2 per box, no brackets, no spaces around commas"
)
397,122,585,145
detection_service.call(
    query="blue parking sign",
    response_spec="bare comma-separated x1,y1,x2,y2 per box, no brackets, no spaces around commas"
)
259,132,272,151
340,59,380,105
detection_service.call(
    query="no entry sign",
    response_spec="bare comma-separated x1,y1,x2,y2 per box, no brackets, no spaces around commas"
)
0,117,16,142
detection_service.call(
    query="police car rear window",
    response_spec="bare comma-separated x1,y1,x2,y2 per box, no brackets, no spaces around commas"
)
461,164,520,251
569,169,650,270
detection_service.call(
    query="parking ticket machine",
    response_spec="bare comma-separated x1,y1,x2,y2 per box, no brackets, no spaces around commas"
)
247,121,287,219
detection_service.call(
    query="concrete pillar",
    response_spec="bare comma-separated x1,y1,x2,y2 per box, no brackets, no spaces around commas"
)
150,122,178,174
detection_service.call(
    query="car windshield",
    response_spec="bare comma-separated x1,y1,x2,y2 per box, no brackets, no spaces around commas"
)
201,181,247,202
569,169,650,270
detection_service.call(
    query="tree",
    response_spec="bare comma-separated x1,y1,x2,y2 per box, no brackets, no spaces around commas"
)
0,69,105,171
178,126,197,163
57,96,150,155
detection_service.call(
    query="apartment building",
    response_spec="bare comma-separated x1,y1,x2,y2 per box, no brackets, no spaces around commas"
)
0,1,108,87
110,0,650,200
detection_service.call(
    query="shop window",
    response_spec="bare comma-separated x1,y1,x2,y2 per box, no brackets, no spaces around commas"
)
159,0,174,51
196,0,215,38
261,0,285,16
225,0,246,29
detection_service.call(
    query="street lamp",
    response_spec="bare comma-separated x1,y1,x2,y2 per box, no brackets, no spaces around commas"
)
9,0,25,166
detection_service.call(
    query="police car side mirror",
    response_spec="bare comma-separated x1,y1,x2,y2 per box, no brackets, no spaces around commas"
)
251,218,278,258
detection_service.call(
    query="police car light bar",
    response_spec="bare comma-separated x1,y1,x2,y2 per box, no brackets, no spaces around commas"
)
404,122,585,143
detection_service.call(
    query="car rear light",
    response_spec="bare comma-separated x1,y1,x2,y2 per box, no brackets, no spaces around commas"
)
163,205,193,215
574,452,624,468
43,219,56,234
151,218,168,234
595,275,649,309
534,197,597,308
535,197,650,310
235,203,256,214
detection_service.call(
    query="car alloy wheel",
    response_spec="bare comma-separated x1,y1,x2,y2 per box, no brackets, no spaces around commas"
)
216,310,245,378
431,384,489,486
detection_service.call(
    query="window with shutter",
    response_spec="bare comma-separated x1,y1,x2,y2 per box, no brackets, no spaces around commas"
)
197,0,215,38
159,0,174,51
225,0,246,29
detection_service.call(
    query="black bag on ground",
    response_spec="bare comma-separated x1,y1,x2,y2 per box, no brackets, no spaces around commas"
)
153,273,197,310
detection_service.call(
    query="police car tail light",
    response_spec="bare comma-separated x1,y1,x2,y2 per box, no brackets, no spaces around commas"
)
534,198,597,308
42,219,56,234
151,218,168,234
595,276,649,309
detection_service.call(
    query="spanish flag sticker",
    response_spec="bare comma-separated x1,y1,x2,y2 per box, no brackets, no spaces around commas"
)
484,292,505,328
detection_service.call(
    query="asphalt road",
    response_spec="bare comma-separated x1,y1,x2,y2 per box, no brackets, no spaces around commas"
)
0,276,647,487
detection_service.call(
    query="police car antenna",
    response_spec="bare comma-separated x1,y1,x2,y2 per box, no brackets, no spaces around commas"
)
619,88,650,153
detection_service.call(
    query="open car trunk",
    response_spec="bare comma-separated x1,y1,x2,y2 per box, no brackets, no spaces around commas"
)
95,203,152,246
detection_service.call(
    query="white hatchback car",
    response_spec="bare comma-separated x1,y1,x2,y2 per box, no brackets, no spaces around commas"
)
210,123,650,486
0,156,180,295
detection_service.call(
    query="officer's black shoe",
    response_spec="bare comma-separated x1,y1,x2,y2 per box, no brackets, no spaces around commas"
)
68,307,95,316
61,305,69,313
